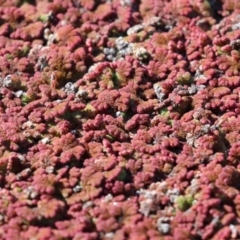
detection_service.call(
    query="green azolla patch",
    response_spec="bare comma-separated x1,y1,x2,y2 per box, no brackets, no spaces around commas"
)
21,94,34,105
176,194,194,211
176,72,193,85
159,107,170,118
39,14,49,22
117,169,128,182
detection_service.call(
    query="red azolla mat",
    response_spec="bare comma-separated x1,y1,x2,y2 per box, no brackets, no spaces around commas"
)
0,0,239,239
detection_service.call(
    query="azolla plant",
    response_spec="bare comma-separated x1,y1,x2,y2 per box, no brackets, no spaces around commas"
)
0,0,240,239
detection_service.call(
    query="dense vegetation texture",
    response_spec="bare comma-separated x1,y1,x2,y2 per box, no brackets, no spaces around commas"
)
0,0,240,239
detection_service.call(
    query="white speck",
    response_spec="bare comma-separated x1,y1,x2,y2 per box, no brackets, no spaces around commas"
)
105,232,114,238
127,24,143,36
40,137,50,144
3,75,12,87
45,166,54,174
82,201,94,209
22,121,34,129
102,194,113,202
15,90,24,98
73,185,82,193
76,89,88,99
17,154,25,162
230,224,238,239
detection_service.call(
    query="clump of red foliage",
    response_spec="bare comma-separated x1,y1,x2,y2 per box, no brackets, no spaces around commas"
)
0,0,240,239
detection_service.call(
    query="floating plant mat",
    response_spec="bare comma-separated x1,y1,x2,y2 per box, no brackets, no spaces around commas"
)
0,0,239,239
